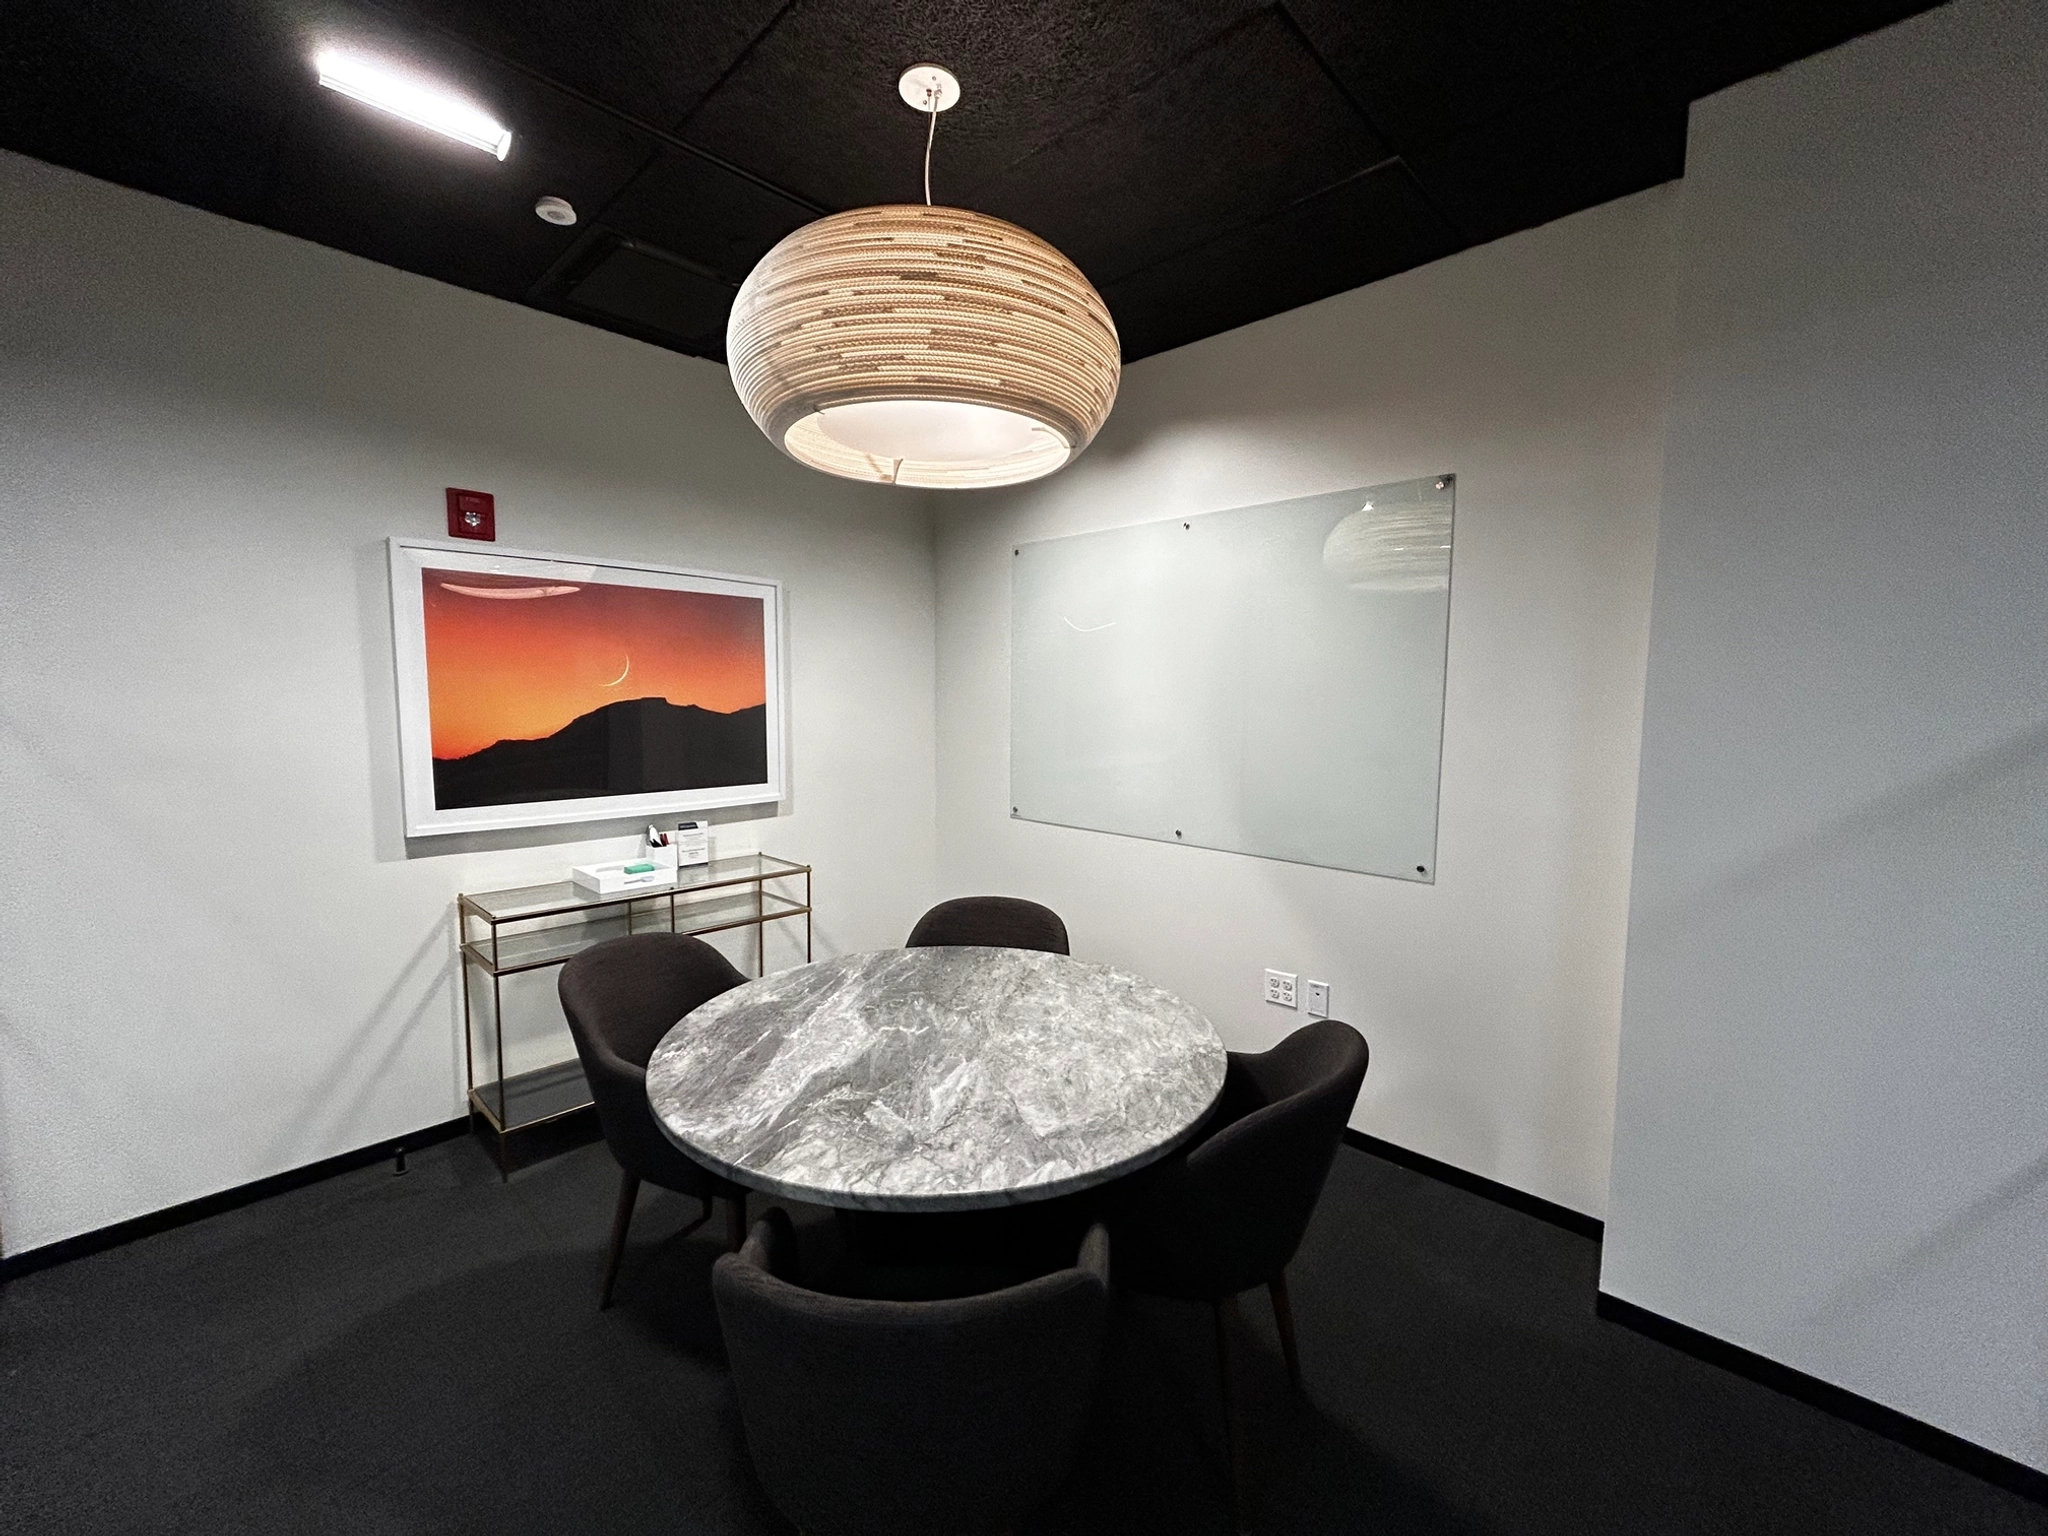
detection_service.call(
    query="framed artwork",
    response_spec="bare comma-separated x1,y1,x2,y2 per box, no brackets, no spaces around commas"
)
388,538,784,836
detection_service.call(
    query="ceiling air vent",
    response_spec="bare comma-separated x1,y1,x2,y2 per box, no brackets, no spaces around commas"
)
543,233,737,357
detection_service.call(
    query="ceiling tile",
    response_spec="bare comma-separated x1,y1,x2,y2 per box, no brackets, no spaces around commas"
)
0,0,297,223
552,238,737,353
1395,0,1931,252
676,0,1262,211
1400,76,1687,248
1658,0,1944,102
377,0,789,128
1102,163,1459,360
1286,0,1944,160
1,0,658,300
595,149,817,285
266,15,657,300
1284,0,1712,151
971,10,1390,286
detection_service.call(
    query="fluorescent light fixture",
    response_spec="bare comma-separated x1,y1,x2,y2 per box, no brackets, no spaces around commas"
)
315,50,512,160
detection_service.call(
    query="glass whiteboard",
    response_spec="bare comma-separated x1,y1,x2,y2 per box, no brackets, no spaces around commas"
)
1010,474,1453,881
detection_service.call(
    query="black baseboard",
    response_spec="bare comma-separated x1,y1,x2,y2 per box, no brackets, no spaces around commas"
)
1596,1293,2048,1505
1342,1128,1604,1240
1343,1132,2043,1504
0,1117,469,1281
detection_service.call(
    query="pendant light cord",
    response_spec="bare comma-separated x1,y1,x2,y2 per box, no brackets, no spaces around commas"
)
923,88,938,205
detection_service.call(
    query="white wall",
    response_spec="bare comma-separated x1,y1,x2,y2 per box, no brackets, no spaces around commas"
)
1602,0,2048,1470
935,187,1677,1218
0,151,938,1256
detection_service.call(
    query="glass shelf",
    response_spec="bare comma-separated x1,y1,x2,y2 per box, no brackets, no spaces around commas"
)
469,1060,594,1135
461,888,811,976
463,852,809,924
457,852,812,1174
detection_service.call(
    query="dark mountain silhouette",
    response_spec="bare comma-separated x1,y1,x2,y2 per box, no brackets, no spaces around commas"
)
433,697,768,809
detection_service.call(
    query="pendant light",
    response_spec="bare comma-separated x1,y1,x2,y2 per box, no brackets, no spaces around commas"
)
726,65,1121,489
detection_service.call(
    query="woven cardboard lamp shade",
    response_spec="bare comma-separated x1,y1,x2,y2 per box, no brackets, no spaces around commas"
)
727,203,1120,488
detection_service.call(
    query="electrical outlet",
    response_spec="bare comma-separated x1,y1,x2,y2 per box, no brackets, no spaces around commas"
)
1263,969,1298,1009
1305,980,1330,1019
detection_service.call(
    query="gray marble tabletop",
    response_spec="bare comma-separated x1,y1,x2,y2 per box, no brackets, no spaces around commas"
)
646,946,1228,1211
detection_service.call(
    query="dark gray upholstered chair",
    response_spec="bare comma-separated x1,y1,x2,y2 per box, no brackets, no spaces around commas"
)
715,1209,1111,1536
905,895,1070,955
557,933,753,1308
1107,1018,1369,1519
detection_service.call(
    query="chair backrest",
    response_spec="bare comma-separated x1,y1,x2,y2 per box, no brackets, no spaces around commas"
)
715,1209,1111,1536
905,895,1070,955
557,934,746,1179
1115,1018,1369,1298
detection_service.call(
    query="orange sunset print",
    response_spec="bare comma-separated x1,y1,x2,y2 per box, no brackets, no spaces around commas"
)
424,569,769,809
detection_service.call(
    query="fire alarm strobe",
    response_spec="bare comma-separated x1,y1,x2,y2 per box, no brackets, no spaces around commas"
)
446,488,495,541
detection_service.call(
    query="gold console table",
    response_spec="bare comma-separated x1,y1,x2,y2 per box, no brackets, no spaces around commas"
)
457,853,812,1174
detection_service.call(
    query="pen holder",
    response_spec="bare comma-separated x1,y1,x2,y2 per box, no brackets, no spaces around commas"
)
643,835,680,879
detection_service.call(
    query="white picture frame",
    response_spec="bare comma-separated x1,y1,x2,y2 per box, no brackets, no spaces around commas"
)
388,538,785,837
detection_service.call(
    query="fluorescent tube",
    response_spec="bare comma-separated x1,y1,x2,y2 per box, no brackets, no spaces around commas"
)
315,50,512,161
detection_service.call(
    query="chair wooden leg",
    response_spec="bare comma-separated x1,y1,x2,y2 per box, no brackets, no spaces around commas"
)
600,1170,641,1311
1213,1295,1250,1531
725,1189,748,1252
1269,1269,1302,1393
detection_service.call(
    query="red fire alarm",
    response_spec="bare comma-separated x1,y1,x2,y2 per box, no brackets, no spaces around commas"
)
446,488,496,541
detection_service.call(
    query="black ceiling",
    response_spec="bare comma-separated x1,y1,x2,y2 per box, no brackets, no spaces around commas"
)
2,0,1936,363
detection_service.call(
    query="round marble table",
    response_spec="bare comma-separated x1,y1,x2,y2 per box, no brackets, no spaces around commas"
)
646,946,1228,1211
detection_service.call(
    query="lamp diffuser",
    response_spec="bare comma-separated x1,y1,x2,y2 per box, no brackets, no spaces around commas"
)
726,204,1121,489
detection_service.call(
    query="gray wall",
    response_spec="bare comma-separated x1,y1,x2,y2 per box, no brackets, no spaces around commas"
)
0,152,938,1256
1602,0,2048,1470
936,188,1677,1219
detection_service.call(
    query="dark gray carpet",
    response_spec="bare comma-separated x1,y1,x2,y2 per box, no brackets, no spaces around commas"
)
2,1137,2041,1534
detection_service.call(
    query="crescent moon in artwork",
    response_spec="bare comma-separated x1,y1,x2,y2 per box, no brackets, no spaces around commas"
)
601,657,632,687
439,582,582,599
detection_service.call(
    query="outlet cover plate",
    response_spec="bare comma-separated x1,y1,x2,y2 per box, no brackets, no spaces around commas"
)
1264,969,1298,1008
